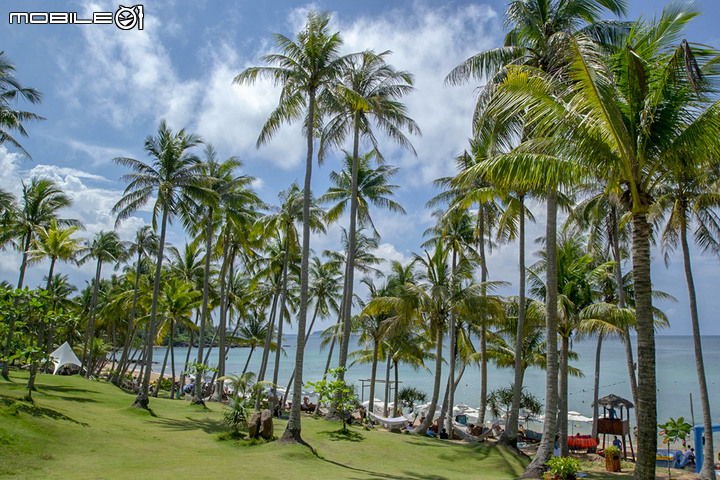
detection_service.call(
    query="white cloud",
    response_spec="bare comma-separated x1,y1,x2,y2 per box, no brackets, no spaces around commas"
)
66,139,134,167
336,3,501,185
61,1,200,129
0,145,148,288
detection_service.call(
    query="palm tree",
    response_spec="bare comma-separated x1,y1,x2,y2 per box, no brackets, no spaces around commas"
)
318,50,419,384
111,225,158,386
656,160,720,478
528,232,614,454
319,151,406,237
0,51,44,156
355,278,391,415
432,143,504,426
26,218,82,369
367,243,498,435
422,208,478,435
78,230,126,377
28,219,82,292
447,1,628,472
281,256,343,406
234,11,348,443
184,144,260,404
2,178,78,379
233,312,274,375
255,184,323,409
476,6,720,476
155,278,200,399
568,191,638,414
112,119,208,409
0,188,16,250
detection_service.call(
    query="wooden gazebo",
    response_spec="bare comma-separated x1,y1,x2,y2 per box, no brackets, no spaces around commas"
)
592,394,635,461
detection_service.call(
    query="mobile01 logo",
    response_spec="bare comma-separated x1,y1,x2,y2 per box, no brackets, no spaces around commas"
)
9,5,144,30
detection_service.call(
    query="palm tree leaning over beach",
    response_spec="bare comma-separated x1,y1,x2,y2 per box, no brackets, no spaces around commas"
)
656,159,720,478
446,0,627,471
234,11,348,444
458,5,720,477
318,50,419,389
113,119,209,410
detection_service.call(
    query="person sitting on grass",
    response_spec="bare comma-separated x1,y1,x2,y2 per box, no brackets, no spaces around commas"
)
439,428,449,440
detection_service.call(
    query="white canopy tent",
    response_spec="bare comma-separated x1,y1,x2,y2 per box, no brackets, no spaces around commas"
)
49,342,82,374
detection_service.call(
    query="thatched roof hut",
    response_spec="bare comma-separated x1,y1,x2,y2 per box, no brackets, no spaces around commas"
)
592,394,634,410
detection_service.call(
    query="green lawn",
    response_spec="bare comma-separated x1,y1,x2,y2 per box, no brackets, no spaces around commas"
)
1,371,530,480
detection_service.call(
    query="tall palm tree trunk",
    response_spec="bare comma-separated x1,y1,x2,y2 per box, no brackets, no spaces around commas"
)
445,250,458,436
280,89,315,444
383,349,391,417
393,359,400,417
414,326,443,434
611,207,638,418
680,214,715,479
178,330,194,397
591,333,603,440
271,241,291,411
478,209,488,426
82,258,103,377
133,208,169,409
559,334,569,456
502,194,526,447
169,319,176,400
154,330,171,398
255,278,282,409
337,119,361,380
241,346,255,375
282,303,321,407
212,239,231,402
524,188,558,478
113,251,143,385
631,211,656,480
194,210,214,405
368,340,379,414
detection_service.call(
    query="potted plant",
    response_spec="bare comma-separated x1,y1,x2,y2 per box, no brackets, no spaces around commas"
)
543,456,581,480
604,445,621,472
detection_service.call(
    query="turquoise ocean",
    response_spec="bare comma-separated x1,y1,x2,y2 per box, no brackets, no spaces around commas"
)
149,335,720,432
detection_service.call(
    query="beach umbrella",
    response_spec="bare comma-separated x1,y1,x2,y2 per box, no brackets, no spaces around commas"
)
567,411,593,422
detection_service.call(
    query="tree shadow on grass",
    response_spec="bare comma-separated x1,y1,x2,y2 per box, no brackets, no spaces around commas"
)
150,415,225,436
0,395,88,426
317,428,365,442
39,384,96,396
310,446,448,480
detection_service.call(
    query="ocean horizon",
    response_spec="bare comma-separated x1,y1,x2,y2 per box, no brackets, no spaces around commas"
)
146,334,719,432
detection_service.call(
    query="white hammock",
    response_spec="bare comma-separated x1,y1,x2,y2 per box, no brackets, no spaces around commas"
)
366,411,410,429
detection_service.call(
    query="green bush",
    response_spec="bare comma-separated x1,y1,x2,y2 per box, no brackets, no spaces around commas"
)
604,445,620,456
223,395,251,435
544,456,580,480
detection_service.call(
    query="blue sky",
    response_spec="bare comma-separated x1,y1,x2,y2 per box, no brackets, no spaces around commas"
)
1,0,720,335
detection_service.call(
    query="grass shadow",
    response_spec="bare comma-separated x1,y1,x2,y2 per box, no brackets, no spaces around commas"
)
0,395,88,426
150,415,225,436
317,428,365,442
309,445,447,480
39,384,96,395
